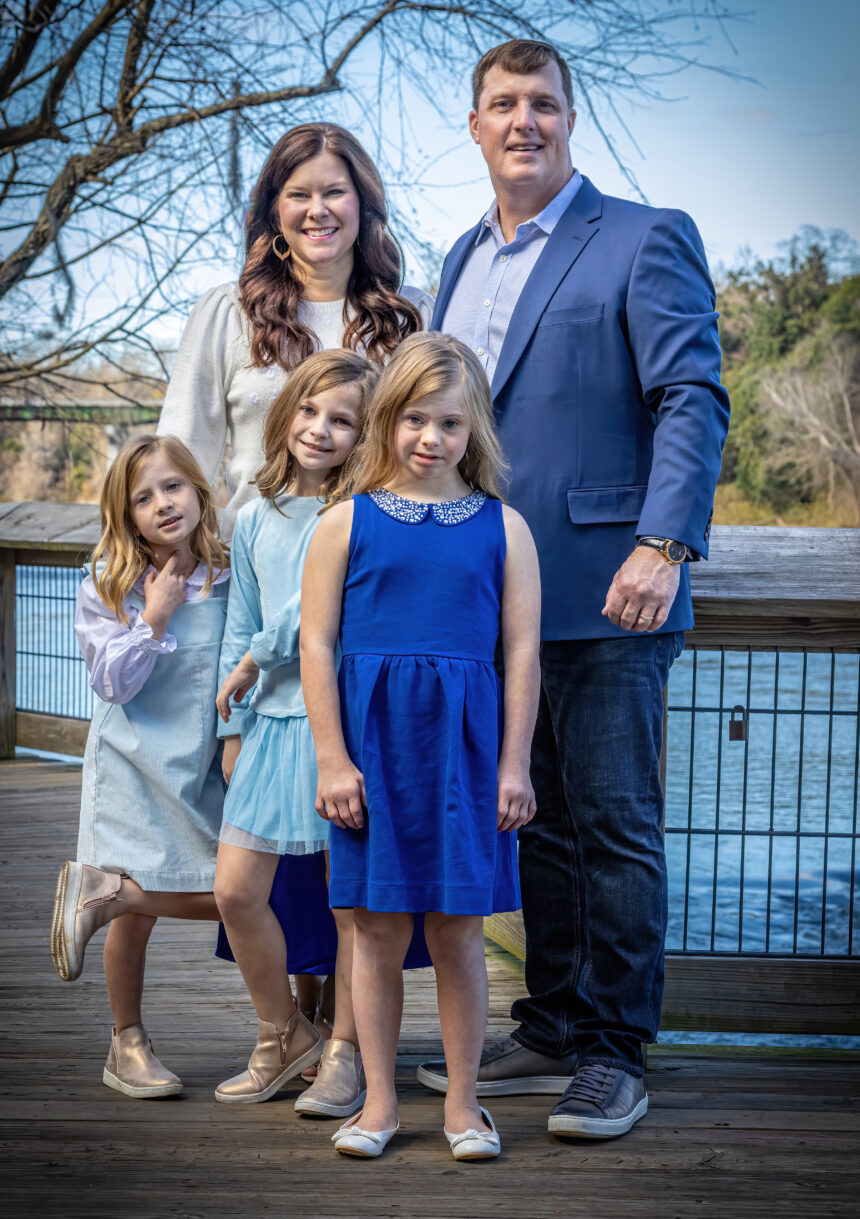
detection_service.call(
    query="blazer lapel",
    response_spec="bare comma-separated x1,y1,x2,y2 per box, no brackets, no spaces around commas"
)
431,221,483,329
490,177,603,401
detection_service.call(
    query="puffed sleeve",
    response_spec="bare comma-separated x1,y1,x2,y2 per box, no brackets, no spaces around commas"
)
216,511,259,738
75,575,177,705
157,283,243,486
400,283,435,331
249,588,301,671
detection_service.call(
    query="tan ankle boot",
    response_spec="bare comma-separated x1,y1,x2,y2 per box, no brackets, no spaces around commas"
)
103,1024,182,1099
215,1010,323,1104
50,862,128,981
295,1039,366,1118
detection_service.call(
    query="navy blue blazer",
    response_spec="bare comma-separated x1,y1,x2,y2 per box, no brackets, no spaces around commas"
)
431,176,730,641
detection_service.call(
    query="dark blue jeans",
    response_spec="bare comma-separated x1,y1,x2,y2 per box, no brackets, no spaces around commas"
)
511,631,683,1077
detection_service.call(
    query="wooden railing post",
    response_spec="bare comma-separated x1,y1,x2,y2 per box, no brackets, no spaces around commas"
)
0,549,15,759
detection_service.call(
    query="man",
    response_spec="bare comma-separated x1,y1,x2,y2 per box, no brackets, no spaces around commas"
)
419,39,729,1139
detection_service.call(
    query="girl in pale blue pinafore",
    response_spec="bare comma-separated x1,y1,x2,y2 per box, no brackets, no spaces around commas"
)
301,333,542,1161
212,349,393,1114
50,434,230,1101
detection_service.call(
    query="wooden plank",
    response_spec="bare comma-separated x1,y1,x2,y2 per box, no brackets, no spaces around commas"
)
695,525,860,610
0,550,14,760
484,913,860,1035
14,547,89,569
689,613,860,651
15,711,89,756
662,956,860,1035
0,501,100,552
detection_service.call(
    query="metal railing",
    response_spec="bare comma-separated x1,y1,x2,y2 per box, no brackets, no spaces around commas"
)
665,645,859,959
15,565,93,720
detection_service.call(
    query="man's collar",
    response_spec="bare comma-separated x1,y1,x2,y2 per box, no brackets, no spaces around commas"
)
475,168,583,246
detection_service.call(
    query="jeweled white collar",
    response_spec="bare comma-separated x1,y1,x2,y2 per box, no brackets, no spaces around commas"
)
369,488,487,526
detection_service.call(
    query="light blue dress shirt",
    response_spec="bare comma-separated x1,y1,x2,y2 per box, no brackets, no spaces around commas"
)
440,170,583,384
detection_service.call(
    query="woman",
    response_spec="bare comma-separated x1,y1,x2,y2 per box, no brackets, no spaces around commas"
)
158,121,432,538
157,121,432,1111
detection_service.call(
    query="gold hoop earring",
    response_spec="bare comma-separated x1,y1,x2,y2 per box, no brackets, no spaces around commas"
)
272,233,291,261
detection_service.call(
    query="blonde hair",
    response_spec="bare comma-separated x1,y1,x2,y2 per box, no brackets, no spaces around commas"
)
90,435,228,624
342,332,507,501
253,349,379,507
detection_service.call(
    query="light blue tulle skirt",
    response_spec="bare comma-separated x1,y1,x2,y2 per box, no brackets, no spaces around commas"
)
220,710,329,855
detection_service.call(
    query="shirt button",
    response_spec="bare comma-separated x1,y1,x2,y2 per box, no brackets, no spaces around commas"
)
483,299,491,307
477,347,485,356
499,254,508,262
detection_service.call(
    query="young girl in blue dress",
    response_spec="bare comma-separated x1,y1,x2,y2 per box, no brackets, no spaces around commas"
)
301,333,541,1160
212,349,380,1113
50,435,229,1098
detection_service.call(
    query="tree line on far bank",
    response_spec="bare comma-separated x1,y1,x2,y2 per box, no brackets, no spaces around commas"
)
716,226,860,525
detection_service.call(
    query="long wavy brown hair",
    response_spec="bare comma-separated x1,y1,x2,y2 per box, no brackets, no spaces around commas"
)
340,333,508,503
239,123,422,372
254,349,379,507
90,435,228,624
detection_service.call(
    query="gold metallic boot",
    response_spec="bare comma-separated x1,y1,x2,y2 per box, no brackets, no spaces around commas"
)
103,1024,183,1099
295,1038,366,1118
50,862,128,981
215,1010,323,1104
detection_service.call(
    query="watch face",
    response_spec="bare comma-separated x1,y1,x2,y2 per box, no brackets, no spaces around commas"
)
666,540,686,562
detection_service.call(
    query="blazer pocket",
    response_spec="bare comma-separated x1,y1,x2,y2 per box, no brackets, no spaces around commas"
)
539,303,605,327
567,484,648,524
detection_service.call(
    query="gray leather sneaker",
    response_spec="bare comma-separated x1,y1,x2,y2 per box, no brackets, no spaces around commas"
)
417,1034,577,1096
548,1063,648,1138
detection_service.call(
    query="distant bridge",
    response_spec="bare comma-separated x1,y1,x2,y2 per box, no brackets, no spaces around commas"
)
0,401,162,425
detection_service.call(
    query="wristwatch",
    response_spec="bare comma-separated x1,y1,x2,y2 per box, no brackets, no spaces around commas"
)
636,536,689,564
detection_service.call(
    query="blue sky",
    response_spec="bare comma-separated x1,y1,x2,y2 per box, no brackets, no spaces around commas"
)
390,0,860,281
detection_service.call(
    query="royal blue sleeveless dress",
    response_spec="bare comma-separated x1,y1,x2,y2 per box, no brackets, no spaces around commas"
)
329,489,521,916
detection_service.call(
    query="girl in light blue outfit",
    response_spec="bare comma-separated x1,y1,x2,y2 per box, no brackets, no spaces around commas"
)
50,434,230,1100
212,349,380,1112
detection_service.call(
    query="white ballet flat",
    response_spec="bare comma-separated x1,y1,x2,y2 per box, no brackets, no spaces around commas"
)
444,1106,501,1160
332,1115,400,1158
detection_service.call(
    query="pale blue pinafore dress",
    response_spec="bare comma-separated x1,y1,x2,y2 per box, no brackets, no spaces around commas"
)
77,579,228,891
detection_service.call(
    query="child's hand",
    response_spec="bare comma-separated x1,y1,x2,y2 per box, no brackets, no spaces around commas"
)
315,760,366,831
141,553,188,640
216,652,260,722
221,735,242,784
497,759,537,832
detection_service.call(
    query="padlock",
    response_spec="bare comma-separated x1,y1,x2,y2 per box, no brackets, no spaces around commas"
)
728,705,748,742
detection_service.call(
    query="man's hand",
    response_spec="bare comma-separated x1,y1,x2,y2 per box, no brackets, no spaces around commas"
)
602,546,681,632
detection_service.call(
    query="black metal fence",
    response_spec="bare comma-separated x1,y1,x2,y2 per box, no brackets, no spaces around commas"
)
14,565,860,961
15,565,94,721
665,646,859,959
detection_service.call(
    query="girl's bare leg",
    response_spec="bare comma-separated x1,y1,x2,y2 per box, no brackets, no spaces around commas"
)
213,843,295,1026
350,908,413,1131
295,973,323,1020
424,912,490,1133
322,853,357,1045
331,908,358,1046
103,913,157,1031
118,876,219,920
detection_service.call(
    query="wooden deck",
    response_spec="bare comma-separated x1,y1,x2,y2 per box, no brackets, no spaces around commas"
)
1,759,859,1218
